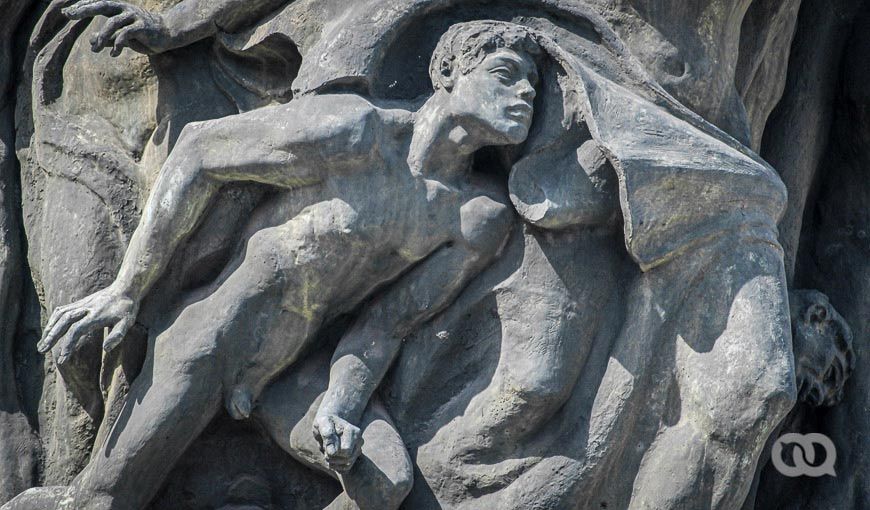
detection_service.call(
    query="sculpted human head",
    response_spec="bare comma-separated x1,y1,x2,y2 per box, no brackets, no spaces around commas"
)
789,290,855,407
430,21,542,146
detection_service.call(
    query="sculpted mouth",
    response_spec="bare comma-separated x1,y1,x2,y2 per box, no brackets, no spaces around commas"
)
506,104,533,120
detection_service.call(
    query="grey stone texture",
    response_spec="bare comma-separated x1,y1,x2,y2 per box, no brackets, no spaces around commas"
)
0,0,866,509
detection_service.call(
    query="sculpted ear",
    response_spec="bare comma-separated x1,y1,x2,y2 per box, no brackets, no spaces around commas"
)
438,62,456,91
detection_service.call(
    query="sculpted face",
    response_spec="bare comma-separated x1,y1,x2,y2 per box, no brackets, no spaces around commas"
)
791,292,855,407
448,48,539,146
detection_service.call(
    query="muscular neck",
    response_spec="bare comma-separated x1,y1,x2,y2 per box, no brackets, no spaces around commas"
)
408,93,476,180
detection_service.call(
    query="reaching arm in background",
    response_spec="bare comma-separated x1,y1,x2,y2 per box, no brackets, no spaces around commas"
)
63,0,292,56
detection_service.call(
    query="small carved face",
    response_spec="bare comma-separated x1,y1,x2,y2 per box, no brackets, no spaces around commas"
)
791,290,855,407
448,48,539,146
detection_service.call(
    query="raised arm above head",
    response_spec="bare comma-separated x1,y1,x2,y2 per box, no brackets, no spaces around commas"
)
64,0,291,55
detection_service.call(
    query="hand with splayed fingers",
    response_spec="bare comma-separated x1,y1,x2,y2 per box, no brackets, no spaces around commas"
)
38,285,139,365
62,0,173,56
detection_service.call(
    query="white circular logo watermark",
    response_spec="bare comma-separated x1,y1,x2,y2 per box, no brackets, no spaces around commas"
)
771,433,837,477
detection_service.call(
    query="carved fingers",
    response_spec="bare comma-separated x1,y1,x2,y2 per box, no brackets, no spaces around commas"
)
38,306,87,354
103,314,136,352
91,10,137,51
37,287,138,363
313,414,364,474
63,0,129,19
62,0,168,56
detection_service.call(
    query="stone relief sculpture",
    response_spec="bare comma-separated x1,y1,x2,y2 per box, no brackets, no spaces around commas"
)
0,0,867,509
0,1,40,503
10,19,542,510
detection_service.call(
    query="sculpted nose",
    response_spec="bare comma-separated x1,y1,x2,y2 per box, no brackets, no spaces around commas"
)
519,80,536,102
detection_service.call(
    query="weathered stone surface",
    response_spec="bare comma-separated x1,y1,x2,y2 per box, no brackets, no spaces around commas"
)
0,0,39,502
0,1,866,509
759,0,866,283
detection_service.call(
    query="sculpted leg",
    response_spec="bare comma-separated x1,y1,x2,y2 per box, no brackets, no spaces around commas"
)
0,319,229,510
629,240,796,510
62,238,301,510
8,221,316,510
66,311,226,510
256,350,413,510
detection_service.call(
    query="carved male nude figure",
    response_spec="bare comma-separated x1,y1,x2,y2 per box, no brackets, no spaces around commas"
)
13,21,542,510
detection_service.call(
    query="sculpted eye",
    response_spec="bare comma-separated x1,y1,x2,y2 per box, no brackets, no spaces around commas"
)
490,67,514,82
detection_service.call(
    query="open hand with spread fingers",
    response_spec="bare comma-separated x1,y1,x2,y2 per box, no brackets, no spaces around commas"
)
313,414,364,474
62,0,173,56
37,285,139,365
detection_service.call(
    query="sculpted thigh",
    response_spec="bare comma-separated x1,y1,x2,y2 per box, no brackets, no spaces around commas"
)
492,230,619,408
673,240,795,436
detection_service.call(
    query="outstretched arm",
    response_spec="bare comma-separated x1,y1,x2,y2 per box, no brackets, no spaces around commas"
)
162,0,291,42
39,96,379,357
64,0,291,56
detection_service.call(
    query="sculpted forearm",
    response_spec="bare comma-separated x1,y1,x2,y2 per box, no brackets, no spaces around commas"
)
319,324,402,425
161,0,290,51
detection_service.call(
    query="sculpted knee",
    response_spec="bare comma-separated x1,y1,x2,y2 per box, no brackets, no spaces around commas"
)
383,467,413,509
504,367,574,414
705,363,796,444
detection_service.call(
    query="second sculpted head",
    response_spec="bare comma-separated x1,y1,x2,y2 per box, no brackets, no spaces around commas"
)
429,21,543,147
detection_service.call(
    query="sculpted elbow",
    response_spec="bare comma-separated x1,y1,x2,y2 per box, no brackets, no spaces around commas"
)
459,196,514,258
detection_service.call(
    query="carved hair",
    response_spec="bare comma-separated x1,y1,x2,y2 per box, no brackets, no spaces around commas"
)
430,20,542,90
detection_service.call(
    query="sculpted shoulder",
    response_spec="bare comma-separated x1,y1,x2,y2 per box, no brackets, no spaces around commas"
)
283,95,411,157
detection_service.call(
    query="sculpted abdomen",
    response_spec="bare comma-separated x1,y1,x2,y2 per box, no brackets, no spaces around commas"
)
245,200,361,289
